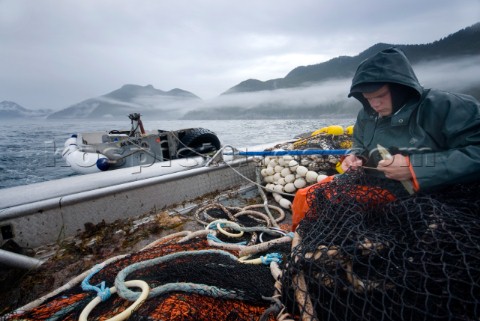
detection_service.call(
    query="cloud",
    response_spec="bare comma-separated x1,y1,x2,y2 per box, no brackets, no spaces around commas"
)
0,0,479,109
414,56,480,92
204,79,351,110
184,56,480,116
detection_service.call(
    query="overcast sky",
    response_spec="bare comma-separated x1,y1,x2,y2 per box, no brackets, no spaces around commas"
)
1,0,479,110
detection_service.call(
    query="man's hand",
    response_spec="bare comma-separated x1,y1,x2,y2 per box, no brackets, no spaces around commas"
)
377,154,412,181
341,154,363,172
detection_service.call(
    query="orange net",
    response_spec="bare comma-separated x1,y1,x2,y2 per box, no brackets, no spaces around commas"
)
5,218,292,321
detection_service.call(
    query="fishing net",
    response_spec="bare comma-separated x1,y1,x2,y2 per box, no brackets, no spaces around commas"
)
258,131,353,213
5,168,480,321
273,132,352,176
280,170,480,321
3,203,293,321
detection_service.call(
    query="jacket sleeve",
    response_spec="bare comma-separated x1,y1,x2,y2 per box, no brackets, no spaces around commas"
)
410,92,480,191
351,110,369,159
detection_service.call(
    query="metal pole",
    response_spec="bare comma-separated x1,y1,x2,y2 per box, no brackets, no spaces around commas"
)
0,249,44,270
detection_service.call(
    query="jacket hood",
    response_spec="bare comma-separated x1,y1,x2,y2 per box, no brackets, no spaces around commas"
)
348,47,423,111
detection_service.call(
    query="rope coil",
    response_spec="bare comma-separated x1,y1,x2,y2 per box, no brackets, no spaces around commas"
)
79,280,150,321
115,249,247,301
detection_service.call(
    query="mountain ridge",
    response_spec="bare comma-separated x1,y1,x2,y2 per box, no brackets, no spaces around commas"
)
0,101,52,119
223,22,480,95
47,84,200,119
104,84,199,101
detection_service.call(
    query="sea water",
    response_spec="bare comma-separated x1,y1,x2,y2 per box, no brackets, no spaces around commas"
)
0,118,354,189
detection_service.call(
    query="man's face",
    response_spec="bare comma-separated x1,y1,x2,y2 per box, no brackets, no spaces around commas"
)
363,85,393,117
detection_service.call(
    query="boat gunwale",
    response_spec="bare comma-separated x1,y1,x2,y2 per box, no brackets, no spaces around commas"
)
0,157,253,221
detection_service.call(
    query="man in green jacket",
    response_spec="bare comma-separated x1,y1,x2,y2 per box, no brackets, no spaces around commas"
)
291,47,479,229
342,47,480,195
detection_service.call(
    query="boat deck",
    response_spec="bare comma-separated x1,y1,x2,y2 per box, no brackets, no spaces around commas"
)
1,179,293,313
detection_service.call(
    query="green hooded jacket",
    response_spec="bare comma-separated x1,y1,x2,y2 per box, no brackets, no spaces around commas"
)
348,47,480,193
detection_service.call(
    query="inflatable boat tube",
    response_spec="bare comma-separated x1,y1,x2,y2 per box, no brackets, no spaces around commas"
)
62,136,109,174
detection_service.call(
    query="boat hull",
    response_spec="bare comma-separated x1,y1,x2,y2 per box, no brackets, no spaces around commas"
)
0,158,256,248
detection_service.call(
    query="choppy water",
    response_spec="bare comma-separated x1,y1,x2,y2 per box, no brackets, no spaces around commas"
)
0,118,354,189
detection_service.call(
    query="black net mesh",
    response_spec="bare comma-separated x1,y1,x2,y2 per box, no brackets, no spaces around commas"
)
5,168,480,321
5,236,282,321
281,170,480,321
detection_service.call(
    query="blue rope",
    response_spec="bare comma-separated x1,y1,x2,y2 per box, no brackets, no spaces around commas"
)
115,250,245,301
227,149,349,156
207,233,247,245
81,264,111,301
260,253,283,265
